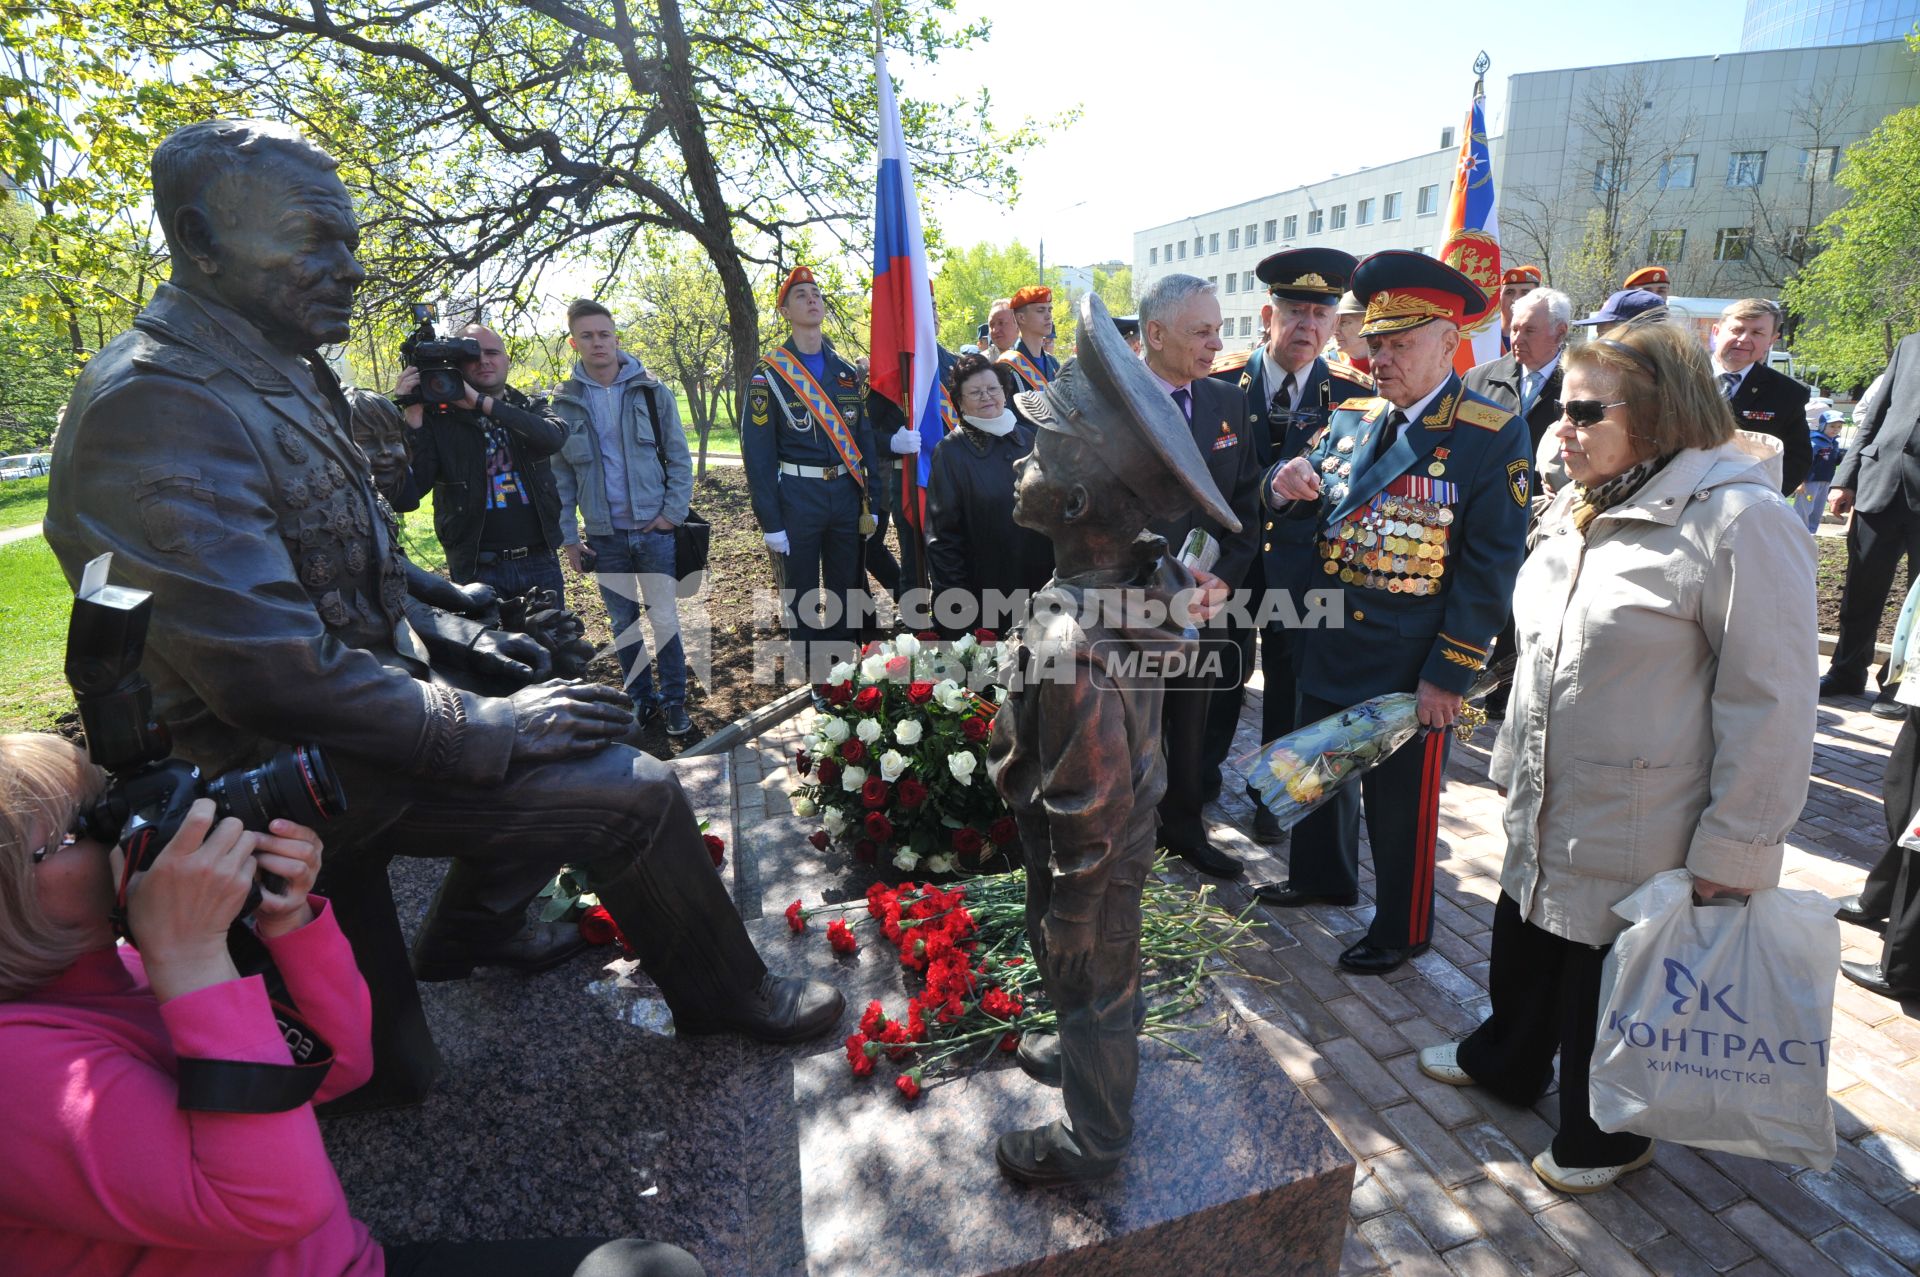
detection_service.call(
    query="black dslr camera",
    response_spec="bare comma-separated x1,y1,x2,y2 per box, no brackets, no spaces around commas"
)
399,302,481,415
65,554,346,929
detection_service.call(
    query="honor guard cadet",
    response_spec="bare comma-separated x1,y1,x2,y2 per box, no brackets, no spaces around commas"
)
1257,250,1531,975
742,266,883,676
998,285,1060,392
1208,248,1374,844
1497,264,1542,353
1623,265,1671,299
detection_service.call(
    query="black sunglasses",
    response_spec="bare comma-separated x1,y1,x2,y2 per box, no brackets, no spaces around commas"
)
1563,399,1628,428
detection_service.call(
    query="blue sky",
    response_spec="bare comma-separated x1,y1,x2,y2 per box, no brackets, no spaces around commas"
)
895,0,1751,265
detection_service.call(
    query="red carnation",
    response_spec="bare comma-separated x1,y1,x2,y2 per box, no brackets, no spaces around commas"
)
1000,1032,1019,1052
951,826,985,856
895,1072,922,1102
840,738,867,765
844,1032,875,1078
982,986,1023,1020
884,654,910,679
973,628,998,644
827,919,859,954
860,1000,887,1035
807,829,831,851
815,758,840,786
704,833,726,868
580,905,620,947
989,817,1018,846
906,680,934,705
852,686,883,712
864,811,894,842
853,838,879,864
865,883,896,918
961,716,989,742
861,777,891,810
826,680,853,706
896,777,928,808
785,899,806,932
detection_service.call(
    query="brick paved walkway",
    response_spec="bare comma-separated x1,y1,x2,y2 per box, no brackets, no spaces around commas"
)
732,684,1918,1276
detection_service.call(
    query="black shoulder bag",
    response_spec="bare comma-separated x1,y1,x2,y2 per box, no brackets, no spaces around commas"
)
640,382,710,598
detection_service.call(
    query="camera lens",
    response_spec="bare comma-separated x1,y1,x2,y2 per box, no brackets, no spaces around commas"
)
420,366,464,405
204,744,347,831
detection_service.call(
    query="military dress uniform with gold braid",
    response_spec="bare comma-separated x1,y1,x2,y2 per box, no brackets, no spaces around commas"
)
740,337,882,662
1270,374,1530,955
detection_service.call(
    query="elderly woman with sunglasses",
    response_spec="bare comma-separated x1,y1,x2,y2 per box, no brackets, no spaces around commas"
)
1416,320,1818,1193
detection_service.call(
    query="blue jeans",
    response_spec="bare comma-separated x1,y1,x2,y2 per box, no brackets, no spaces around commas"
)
469,549,566,599
1793,481,1830,533
585,528,686,710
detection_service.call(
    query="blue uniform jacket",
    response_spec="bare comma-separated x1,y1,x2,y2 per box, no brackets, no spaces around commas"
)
739,338,880,536
1267,372,1530,701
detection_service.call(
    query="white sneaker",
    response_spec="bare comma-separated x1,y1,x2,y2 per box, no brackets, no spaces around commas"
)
1417,1042,1474,1087
1531,1144,1656,1194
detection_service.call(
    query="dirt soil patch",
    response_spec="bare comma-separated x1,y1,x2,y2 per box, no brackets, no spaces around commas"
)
1816,532,1907,645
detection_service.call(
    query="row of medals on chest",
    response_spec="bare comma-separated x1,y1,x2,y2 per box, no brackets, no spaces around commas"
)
1321,496,1454,596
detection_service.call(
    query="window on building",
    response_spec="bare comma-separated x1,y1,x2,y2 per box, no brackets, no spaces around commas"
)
1283,214,1298,238
1714,227,1752,261
1383,191,1402,220
1264,219,1277,242
1801,146,1837,182
1224,273,1236,293
1593,158,1627,193
1417,184,1440,215
1176,240,1186,260
1246,223,1259,245
1243,271,1255,291
1308,209,1324,234
1227,228,1239,251
1194,235,1205,256
1208,232,1220,253
1356,198,1374,226
1240,315,1253,336
1647,229,1686,261
1727,151,1766,188
1657,154,1696,190
1786,226,1812,259
1165,242,1174,261
1207,275,1218,288
1149,247,1159,265
1330,203,1347,230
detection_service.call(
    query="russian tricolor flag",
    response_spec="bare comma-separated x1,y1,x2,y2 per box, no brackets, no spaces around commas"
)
868,44,943,537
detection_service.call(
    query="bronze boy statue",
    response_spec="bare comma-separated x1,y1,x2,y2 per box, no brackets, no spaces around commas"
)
987,293,1240,1185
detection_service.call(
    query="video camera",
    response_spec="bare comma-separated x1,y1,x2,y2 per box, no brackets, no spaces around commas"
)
65,554,347,934
398,302,481,415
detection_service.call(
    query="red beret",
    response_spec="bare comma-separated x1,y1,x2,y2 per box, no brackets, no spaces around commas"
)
1623,266,1669,288
1500,265,1542,286
1009,285,1052,309
777,266,817,306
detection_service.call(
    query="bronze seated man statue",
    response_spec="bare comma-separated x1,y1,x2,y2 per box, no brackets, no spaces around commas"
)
44,121,843,1101
987,293,1239,1185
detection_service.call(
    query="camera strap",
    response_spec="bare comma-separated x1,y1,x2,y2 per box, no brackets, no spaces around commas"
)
176,999,336,1112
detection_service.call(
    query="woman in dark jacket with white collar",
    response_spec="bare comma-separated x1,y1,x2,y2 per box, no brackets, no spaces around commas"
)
925,352,1055,635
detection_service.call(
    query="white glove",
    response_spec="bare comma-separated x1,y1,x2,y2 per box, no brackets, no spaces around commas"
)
890,426,921,456
764,531,790,555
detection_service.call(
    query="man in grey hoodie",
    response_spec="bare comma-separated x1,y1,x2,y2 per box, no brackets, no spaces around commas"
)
552,299,696,738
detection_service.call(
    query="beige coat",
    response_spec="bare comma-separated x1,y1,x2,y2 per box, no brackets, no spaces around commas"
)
1489,433,1818,946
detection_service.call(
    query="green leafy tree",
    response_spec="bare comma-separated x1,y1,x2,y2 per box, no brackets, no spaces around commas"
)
932,239,1039,350
619,250,736,475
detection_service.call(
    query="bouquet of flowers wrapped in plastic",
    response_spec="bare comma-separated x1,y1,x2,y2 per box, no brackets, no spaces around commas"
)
1248,659,1513,832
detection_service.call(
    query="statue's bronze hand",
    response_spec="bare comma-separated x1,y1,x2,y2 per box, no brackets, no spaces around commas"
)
471,630,552,687
452,580,498,617
507,680,635,761
1041,913,1097,983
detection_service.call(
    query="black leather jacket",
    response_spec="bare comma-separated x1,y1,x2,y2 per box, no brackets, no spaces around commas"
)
407,385,566,581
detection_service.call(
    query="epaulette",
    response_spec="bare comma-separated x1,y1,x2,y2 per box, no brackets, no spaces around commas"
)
1341,396,1387,416
131,343,224,384
1454,397,1514,432
1210,348,1252,376
1329,363,1375,391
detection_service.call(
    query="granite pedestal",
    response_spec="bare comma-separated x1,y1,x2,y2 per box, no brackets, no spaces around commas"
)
321,753,1355,1275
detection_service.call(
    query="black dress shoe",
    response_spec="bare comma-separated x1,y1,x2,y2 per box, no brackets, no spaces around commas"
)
1871,693,1907,721
1252,804,1288,845
1253,881,1358,908
1834,894,1888,933
995,1121,1121,1187
411,919,593,982
673,972,846,1044
1339,939,1429,975
1171,839,1244,879
1014,1031,1062,1087
1841,960,1918,1000
1819,673,1867,698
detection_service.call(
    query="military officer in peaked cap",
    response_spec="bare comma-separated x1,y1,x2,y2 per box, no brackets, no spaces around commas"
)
742,266,883,678
1208,248,1375,843
1256,250,1531,975
1113,313,1143,356
998,285,1060,392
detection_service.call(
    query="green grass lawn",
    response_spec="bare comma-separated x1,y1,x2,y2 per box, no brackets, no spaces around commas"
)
0,536,75,731
0,476,50,530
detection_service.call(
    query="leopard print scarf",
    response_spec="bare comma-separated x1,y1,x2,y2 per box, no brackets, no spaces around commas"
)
1569,455,1668,536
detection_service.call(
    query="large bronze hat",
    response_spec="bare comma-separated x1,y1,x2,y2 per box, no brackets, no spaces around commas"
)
1014,292,1239,532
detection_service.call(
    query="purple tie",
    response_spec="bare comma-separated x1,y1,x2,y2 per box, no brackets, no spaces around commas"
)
1171,386,1192,421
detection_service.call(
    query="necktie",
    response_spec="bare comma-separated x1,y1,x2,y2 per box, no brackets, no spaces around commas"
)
1519,370,1541,416
1171,386,1192,421
1379,410,1407,456
1719,372,1739,400
1276,372,1296,415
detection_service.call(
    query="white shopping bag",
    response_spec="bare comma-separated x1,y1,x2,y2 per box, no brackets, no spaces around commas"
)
1590,869,1840,1170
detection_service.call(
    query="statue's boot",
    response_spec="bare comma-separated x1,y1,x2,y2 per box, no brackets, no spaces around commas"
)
1015,1031,1063,1087
591,858,844,1044
995,1119,1123,1187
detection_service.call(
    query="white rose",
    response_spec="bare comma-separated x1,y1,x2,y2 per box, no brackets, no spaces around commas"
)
823,807,848,835
878,749,908,782
820,716,851,744
828,660,857,684
933,679,968,712
894,719,924,746
924,854,955,875
953,632,977,657
802,733,822,755
893,848,921,872
860,651,891,683
856,718,883,744
841,764,869,793
948,752,977,785
893,633,921,659
793,795,817,817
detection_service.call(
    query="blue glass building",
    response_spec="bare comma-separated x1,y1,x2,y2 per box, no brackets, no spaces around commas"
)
1742,0,1920,50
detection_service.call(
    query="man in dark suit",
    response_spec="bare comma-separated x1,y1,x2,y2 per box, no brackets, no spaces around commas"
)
1712,299,1811,496
1140,272,1259,878
1823,330,1920,717
1208,248,1373,843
